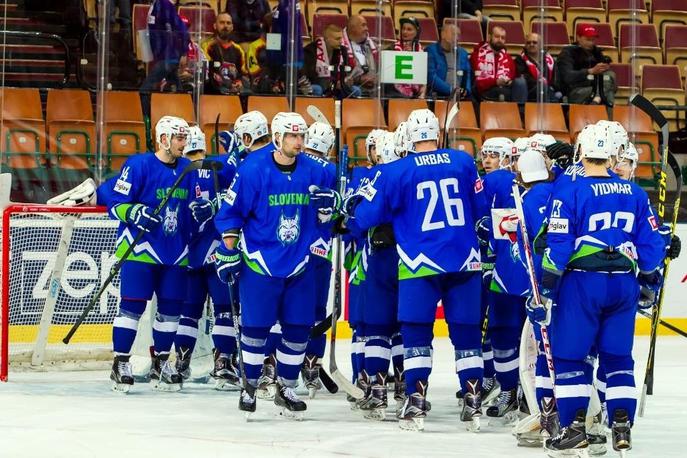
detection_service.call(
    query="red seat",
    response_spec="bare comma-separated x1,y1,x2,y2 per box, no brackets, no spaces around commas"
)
178,6,216,37
607,0,649,39
641,65,685,129
564,0,606,33
609,63,637,105
443,19,484,47
363,15,395,44
489,20,526,49
618,24,661,65
651,0,687,41
665,25,687,68
531,22,570,55
482,0,520,21
311,14,348,38
416,17,439,46
521,0,563,30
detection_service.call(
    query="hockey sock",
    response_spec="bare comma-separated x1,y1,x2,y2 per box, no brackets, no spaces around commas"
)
595,365,607,407
305,332,326,360
276,324,310,387
350,329,359,382
599,352,636,425
535,345,554,406
491,326,521,391
152,299,182,354
355,325,367,380
448,323,484,394
212,311,237,355
112,300,146,355
401,322,433,396
553,357,592,427
240,326,270,386
174,316,199,353
391,331,404,374
364,325,393,377
265,322,282,356
482,335,496,379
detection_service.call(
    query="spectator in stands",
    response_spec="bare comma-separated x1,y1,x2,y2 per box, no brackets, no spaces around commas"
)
178,16,207,93
342,15,379,96
470,25,527,102
201,12,249,95
514,32,561,102
304,25,361,97
140,0,189,94
439,1,490,36
226,0,270,51
425,23,473,99
390,17,425,98
556,24,616,106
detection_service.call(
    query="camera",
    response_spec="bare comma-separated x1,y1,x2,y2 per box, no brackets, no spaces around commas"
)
601,56,612,64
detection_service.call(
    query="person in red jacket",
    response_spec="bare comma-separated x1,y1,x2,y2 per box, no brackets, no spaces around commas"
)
470,26,526,103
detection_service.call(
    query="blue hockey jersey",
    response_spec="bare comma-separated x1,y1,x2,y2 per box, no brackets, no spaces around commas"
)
350,149,488,279
305,153,337,261
543,174,665,274
214,149,333,278
107,153,194,266
517,182,554,286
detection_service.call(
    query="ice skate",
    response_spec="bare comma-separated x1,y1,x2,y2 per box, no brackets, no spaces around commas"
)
611,409,631,457
461,379,482,432
541,397,561,438
110,355,134,393
149,353,182,392
238,386,257,420
211,350,241,391
393,368,407,413
275,382,307,420
349,373,371,411
486,388,519,426
257,354,277,400
587,412,608,456
360,372,388,421
175,346,192,382
398,381,428,432
545,410,589,457
482,376,501,406
301,355,322,399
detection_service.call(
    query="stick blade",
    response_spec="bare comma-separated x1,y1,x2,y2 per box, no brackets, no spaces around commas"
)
331,368,365,399
306,105,329,125
630,94,668,128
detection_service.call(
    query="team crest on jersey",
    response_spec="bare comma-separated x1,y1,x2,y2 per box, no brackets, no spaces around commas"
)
277,209,300,245
163,204,179,236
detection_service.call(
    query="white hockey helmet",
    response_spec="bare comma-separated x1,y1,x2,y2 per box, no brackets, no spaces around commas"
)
616,141,638,178
394,122,411,157
519,148,549,183
271,112,308,149
234,110,269,149
378,131,402,164
406,108,440,144
575,124,609,161
365,128,386,163
482,137,516,165
529,133,557,149
155,116,189,147
513,136,531,157
183,125,206,155
305,121,335,155
596,120,629,157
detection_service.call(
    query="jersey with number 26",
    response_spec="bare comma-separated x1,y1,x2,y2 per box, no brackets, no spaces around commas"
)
350,149,488,280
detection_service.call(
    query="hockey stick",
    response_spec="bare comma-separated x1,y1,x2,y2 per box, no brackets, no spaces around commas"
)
637,309,687,339
62,159,221,344
214,113,220,155
306,105,329,125
442,86,460,149
512,183,556,383
329,144,365,400
631,94,683,415
319,366,339,394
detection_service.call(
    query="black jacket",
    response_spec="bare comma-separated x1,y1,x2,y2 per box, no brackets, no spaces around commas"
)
555,44,608,92
226,0,270,43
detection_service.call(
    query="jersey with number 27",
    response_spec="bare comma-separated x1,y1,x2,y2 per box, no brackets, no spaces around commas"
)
350,149,488,280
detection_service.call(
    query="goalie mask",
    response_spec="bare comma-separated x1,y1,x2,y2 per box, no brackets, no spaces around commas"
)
234,110,269,149
271,112,308,150
305,122,335,156
183,126,206,156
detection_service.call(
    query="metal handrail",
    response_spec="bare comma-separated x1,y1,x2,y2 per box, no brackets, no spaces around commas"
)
0,30,71,87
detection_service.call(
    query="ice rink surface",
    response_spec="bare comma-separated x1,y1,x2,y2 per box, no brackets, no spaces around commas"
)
1,335,684,458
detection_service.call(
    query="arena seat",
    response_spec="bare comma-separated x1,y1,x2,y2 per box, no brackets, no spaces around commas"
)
641,64,685,130
524,103,570,142
0,87,46,171
247,96,290,126
132,3,151,62
664,25,687,68
393,1,435,32
199,95,243,154
651,0,687,41
442,19,483,48
363,15,396,44
296,97,335,125
306,0,348,30
482,0,520,22
46,89,95,173
342,98,386,162
564,0,606,33
350,0,392,18
619,24,661,66
178,6,216,39
387,99,428,131
531,22,570,56
104,91,146,173
568,104,608,139
150,93,196,141
434,100,482,156
612,105,660,181
521,0,564,30
480,102,526,140
610,63,638,106
415,17,439,46
312,13,348,38
607,0,649,39
489,20,526,49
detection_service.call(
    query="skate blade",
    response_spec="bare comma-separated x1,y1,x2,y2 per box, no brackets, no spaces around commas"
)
399,417,425,432
487,411,520,427
111,381,131,393
587,443,607,456
308,387,318,399
214,379,241,391
277,408,304,421
464,417,481,433
257,385,276,400
516,435,543,448
617,450,628,458
150,380,182,392
363,407,386,421
546,448,590,458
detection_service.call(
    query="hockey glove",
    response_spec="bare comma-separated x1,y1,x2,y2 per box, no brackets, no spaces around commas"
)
638,270,663,310
308,185,342,223
659,225,682,260
341,193,363,218
126,204,161,233
526,295,551,326
189,198,216,225
370,224,395,250
214,244,242,283
540,269,562,307
545,141,574,169
475,216,492,247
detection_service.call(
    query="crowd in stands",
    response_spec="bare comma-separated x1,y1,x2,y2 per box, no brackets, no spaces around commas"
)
113,1,617,106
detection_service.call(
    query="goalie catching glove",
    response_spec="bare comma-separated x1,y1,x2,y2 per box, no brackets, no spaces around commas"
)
47,178,97,206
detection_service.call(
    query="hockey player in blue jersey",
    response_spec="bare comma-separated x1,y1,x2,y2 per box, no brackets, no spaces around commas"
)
213,112,334,418
169,126,243,389
107,116,205,392
534,128,666,455
333,109,489,431
300,121,337,397
233,110,272,156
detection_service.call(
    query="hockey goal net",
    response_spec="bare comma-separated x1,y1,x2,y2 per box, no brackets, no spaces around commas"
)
1,205,119,380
